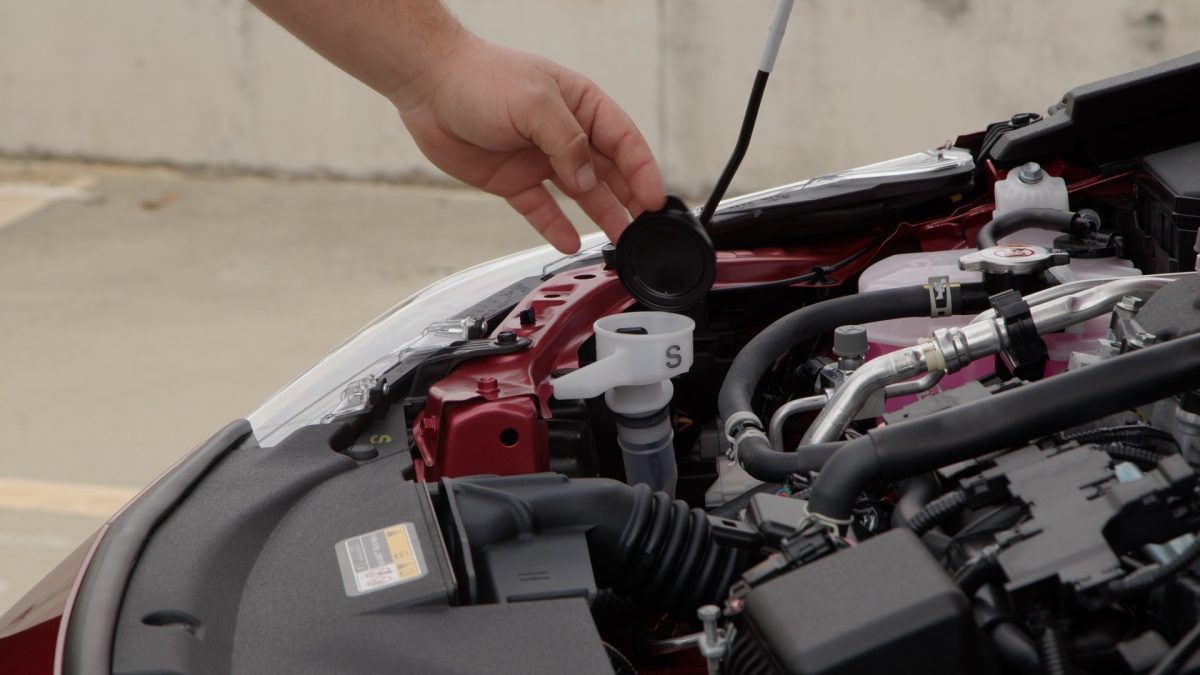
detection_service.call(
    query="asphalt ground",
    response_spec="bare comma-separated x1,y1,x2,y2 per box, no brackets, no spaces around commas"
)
0,158,581,613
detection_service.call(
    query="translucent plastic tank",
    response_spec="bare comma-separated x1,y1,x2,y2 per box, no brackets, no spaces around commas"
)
993,162,1069,216
859,247,1139,410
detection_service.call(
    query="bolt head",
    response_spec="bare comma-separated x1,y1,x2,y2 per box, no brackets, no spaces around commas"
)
1129,331,1159,349
1018,162,1044,184
1117,295,1145,312
697,605,721,622
1010,112,1039,127
476,377,500,395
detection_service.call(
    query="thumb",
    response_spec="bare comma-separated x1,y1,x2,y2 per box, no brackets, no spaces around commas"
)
526,93,597,194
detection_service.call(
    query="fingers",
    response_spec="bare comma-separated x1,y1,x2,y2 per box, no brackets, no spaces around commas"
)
576,183,633,243
552,176,630,244
523,92,597,195
579,89,666,213
506,183,581,254
591,151,643,219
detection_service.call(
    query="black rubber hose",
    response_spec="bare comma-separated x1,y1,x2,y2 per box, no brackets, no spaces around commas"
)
720,283,990,483
976,208,1079,249
1037,624,1071,675
440,474,742,613
909,490,968,536
954,547,1002,597
719,286,931,422
738,439,845,483
890,474,942,530
1107,535,1200,599
974,599,1040,675
807,333,1200,522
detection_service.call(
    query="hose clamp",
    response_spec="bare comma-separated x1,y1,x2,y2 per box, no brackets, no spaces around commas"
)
729,427,769,463
723,411,763,442
801,511,855,533
925,275,958,318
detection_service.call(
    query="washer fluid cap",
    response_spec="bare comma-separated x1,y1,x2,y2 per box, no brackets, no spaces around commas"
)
614,196,716,312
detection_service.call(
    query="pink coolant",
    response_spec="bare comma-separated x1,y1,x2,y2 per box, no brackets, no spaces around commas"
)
858,232,1139,412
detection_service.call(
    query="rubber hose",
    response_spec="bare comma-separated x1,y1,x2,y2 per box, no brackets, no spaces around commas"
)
737,439,845,483
719,284,990,483
909,490,968,536
974,600,1041,675
1108,535,1200,599
718,283,990,424
440,474,742,613
890,474,942,530
1037,625,1070,675
976,208,1079,249
807,333,1200,522
954,548,1002,597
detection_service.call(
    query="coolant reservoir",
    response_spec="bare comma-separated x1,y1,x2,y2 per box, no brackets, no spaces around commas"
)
994,162,1068,216
859,247,1139,409
992,162,1070,247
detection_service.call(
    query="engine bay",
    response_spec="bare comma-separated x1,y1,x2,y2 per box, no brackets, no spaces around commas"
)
104,50,1200,675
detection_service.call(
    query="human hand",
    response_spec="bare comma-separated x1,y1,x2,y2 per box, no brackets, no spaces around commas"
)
393,33,666,253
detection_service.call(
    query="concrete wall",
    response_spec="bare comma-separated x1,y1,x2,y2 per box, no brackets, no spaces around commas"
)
2,1,1199,194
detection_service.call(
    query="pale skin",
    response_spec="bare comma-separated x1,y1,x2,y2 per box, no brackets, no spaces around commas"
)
249,0,667,253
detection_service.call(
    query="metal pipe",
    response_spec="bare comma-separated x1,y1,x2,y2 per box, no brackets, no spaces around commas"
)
883,369,945,398
968,273,1185,325
768,394,828,450
802,275,1187,444
649,632,702,655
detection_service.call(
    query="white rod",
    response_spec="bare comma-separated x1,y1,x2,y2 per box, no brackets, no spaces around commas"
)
757,0,796,73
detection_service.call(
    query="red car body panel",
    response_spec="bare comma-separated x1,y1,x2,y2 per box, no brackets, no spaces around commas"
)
0,530,100,675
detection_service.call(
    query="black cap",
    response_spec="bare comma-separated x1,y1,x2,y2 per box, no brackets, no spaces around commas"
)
613,196,716,312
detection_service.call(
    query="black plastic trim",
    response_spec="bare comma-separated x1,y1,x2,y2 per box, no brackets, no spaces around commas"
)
990,50,1200,167
63,419,254,675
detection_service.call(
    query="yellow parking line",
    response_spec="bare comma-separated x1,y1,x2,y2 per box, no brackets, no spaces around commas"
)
0,176,95,231
0,477,139,518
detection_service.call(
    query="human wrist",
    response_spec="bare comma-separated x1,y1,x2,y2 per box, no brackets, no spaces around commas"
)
386,17,475,113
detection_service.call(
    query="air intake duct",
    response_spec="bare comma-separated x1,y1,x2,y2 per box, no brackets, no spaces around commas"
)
435,473,745,614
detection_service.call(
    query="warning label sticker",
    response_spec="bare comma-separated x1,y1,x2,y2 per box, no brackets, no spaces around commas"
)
335,522,427,597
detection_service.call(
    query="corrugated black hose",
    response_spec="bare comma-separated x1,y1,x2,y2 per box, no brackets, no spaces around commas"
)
1062,425,1181,454
1036,624,1071,675
1103,442,1170,469
908,490,968,537
440,475,745,614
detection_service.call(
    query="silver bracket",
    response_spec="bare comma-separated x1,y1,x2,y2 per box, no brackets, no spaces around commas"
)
926,275,955,318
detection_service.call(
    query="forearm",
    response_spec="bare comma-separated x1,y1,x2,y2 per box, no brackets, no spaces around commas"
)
248,0,469,109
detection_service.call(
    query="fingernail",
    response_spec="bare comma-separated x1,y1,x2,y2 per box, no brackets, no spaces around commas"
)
575,164,597,192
